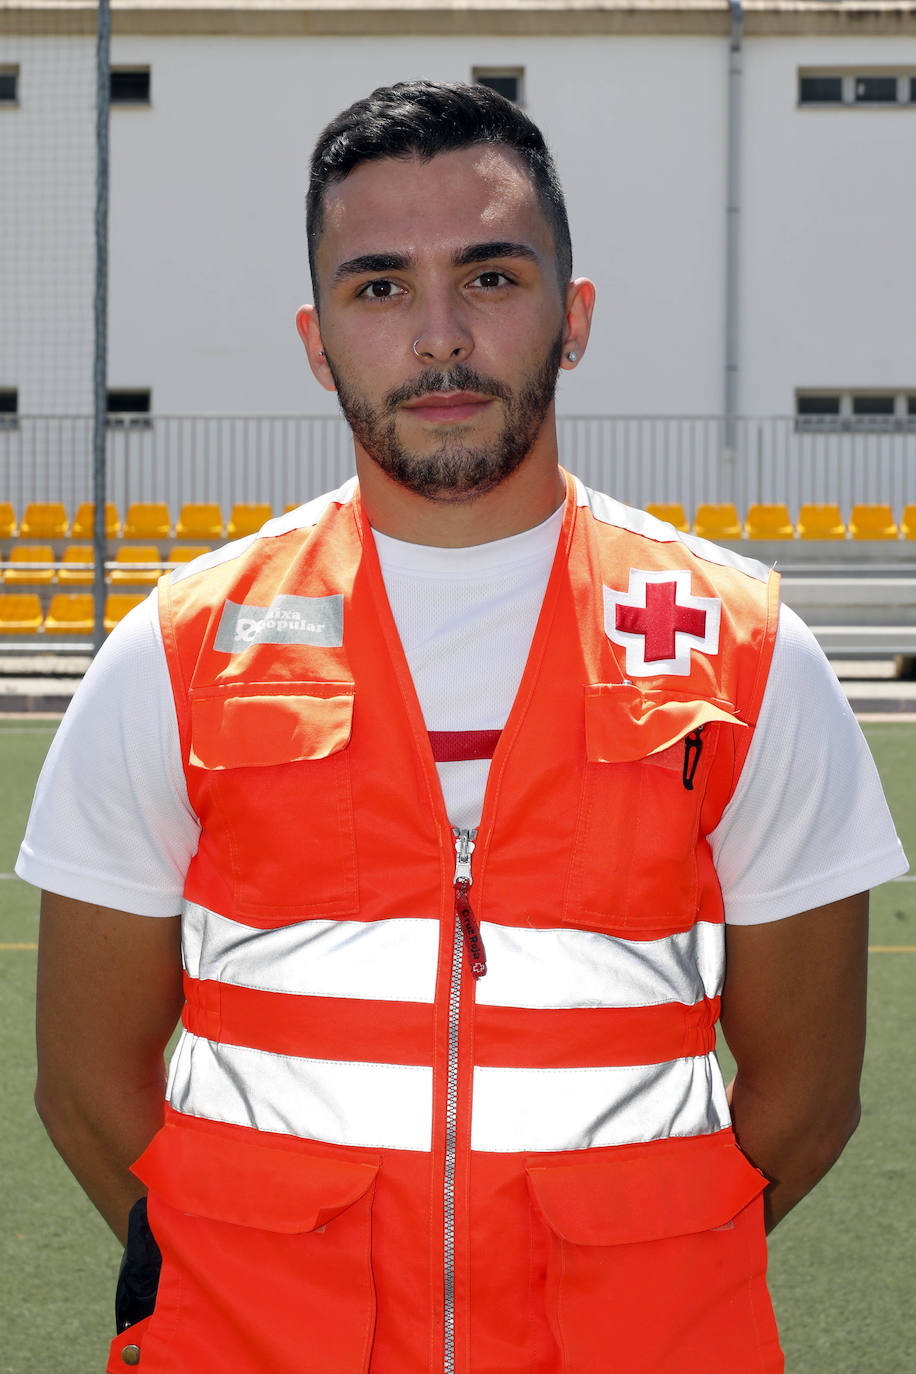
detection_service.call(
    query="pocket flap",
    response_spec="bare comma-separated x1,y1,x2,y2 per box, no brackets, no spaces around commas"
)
133,1122,379,1233
526,1134,766,1246
585,683,744,764
189,681,354,770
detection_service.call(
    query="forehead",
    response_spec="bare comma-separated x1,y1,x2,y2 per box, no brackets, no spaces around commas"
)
317,145,551,272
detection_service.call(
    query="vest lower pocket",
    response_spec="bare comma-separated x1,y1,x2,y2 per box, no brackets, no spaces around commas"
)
526,1132,783,1374
124,1121,380,1373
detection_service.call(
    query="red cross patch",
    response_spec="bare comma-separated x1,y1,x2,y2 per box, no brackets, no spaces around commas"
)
604,570,721,676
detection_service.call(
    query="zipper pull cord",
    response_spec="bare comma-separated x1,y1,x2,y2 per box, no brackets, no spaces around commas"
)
682,726,705,791
453,829,487,979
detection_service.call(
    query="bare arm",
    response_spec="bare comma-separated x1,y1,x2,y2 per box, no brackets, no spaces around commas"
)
719,892,869,1233
35,893,185,1245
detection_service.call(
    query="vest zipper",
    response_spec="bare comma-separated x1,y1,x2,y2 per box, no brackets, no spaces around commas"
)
444,828,485,1374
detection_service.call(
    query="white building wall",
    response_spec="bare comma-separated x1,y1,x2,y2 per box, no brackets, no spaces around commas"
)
741,36,916,416
3,24,915,423
105,33,729,418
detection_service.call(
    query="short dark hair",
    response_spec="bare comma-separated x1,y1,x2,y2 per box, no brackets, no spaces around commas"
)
306,80,573,302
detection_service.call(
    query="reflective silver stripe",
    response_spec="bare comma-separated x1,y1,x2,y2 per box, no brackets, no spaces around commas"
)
181,902,439,1004
475,920,724,1008
575,476,770,583
166,1030,433,1151
470,1052,730,1154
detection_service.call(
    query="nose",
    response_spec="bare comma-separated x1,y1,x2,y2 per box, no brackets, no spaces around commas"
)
411,294,473,366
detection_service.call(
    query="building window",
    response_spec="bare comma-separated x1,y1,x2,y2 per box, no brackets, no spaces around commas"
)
799,69,916,108
0,387,18,430
796,390,916,431
854,75,899,104
472,68,524,106
799,75,842,105
0,66,18,105
110,68,151,105
107,388,152,428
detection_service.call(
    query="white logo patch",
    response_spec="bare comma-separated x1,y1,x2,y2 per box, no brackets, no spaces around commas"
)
604,569,721,677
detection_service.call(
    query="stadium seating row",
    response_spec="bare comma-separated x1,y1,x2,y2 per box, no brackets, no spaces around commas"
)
0,592,146,635
0,501,276,541
2,500,914,542
0,546,212,586
651,502,915,541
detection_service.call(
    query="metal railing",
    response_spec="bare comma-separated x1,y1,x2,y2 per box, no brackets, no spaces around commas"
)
2,413,915,518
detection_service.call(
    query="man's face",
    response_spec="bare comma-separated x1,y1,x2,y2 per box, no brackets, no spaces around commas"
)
306,146,569,503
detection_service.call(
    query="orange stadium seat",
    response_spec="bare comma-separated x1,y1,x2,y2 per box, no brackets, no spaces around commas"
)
44,593,95,635
797,504,846,540
645,503,689,532
227,503,272,538
123,502,171,540
71,502,121,539
2,544,56,584
901,505,916,540
109,546,165,586
58,546,95,586
20,502,68,539
849,504,899,540
176,503,224,540
692,503,742,541
0,593,44,633
744,503,795,540
0,502,17,538
166,544,212,567
105,593,147,632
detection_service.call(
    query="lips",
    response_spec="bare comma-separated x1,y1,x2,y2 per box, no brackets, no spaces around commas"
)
403,392,494,423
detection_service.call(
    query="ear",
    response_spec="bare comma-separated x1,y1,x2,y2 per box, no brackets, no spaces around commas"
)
296,304,337,393
560,277,596,370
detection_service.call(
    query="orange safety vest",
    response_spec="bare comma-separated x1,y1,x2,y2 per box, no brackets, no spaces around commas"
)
108,471,784,1374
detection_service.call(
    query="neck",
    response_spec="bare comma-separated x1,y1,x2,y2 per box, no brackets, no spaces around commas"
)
354,428,567,549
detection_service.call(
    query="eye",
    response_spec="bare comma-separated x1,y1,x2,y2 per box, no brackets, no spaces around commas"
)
358,279,406,301
470,270,512,290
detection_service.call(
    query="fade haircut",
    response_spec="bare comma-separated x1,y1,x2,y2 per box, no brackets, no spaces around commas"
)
306,80,573,303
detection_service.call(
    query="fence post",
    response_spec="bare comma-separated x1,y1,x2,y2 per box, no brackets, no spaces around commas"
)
92,0,111,655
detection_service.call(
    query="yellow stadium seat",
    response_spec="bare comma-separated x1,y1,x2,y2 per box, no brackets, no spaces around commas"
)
20,502,68,539
44,593,95,635
58,545,95,586
0,592,44,633
123,502,171,540
693,503,742,540
227,503,272,538
109,545,164,586
176,503,224,540
71,502,121,539
166,544,212,566
0,502,16,537
849,503,899,540
105,593,146,632
745,503,795,540
645,503,689,532
797,504,846,540
901,505,916,540
2,544,56,584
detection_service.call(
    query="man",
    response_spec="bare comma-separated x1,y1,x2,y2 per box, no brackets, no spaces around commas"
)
19,81,906,1373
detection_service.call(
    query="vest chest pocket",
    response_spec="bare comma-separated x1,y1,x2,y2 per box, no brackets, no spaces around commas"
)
563,685,744,936
188,682,357,921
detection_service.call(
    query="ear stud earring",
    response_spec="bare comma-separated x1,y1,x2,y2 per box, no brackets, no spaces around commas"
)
567,350,578,363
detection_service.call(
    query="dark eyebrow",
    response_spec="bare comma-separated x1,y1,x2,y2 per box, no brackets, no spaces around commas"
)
453,241,538,268
333,252,412,283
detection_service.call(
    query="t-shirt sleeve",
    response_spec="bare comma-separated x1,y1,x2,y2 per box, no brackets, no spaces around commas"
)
15,591,200,916
710,603,908,925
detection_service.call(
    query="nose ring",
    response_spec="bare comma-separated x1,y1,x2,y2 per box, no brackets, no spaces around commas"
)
412,339,423,360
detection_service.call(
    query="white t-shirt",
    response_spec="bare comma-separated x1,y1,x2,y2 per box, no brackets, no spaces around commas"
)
16,507,907,921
